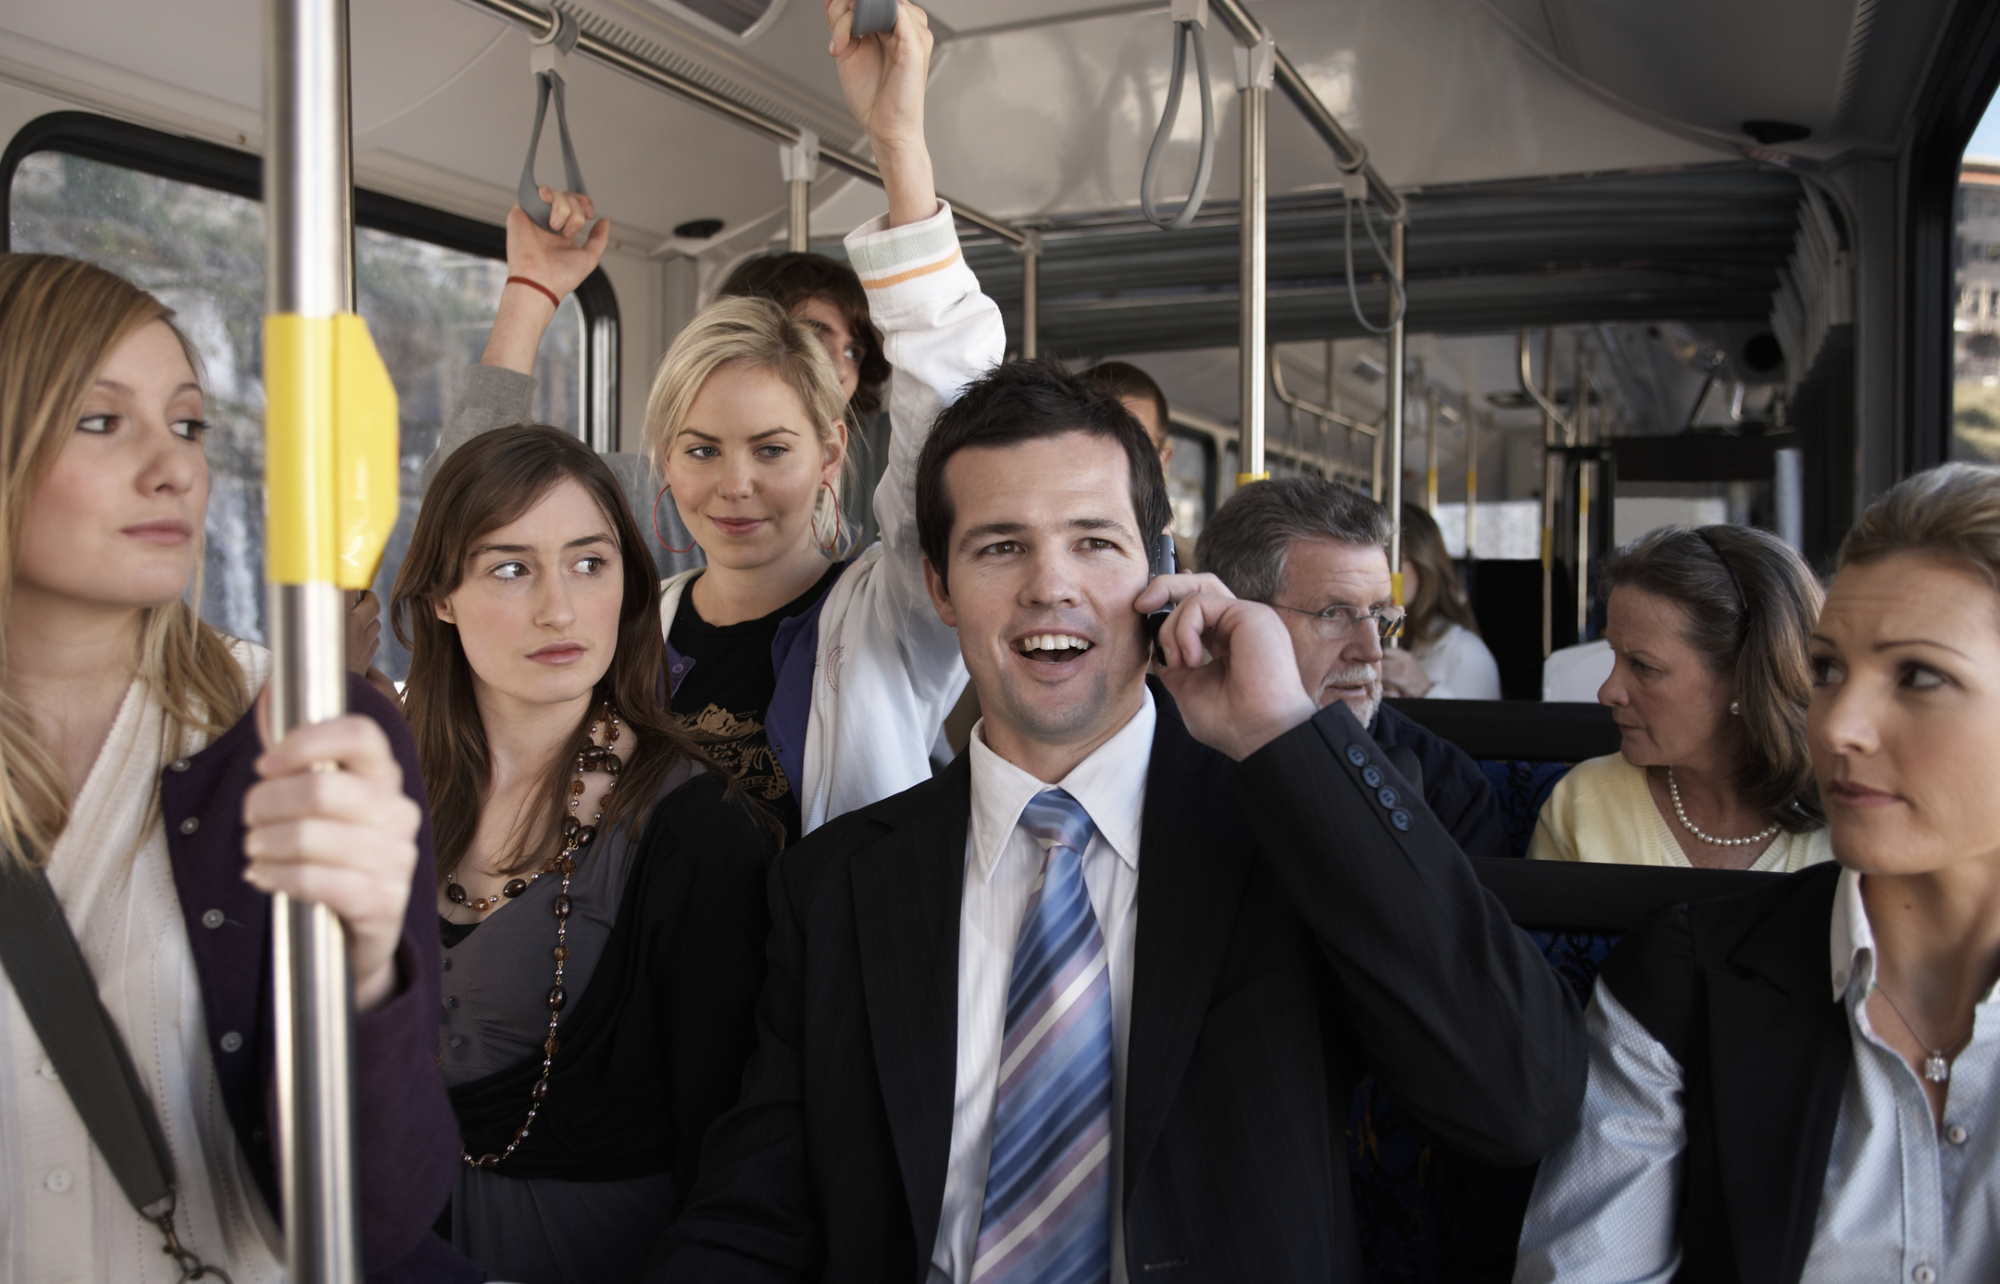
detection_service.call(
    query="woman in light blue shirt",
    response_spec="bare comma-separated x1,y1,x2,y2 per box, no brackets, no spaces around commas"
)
1517,463,2000,1284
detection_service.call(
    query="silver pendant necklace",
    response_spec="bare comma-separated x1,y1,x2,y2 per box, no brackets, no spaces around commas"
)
1666,767,1780,848
1873,981,1966,1085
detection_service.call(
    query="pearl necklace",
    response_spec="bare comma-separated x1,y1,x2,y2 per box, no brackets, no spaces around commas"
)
1666,767,1779,848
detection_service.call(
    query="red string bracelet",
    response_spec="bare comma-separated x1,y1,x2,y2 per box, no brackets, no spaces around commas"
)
506,275,562,310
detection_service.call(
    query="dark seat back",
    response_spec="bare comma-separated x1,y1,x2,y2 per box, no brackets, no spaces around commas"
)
1383,698,1622,860
1349,858,1779,1283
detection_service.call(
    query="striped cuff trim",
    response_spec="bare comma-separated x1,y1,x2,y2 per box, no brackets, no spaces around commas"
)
860,247,963,291
849,211,961,281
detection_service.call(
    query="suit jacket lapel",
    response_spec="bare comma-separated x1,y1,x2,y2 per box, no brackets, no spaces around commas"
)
851,758,970,1262
1122,695,1254,1198
1705,867,1850,1284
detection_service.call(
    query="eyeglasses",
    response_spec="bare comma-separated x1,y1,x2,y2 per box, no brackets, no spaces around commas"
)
1269,601,1407,642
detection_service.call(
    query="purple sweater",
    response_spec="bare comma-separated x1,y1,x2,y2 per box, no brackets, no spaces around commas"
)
157,673,466,1280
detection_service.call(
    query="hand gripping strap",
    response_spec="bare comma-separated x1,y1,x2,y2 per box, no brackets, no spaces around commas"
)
519,9,588,232
0,858,176,1216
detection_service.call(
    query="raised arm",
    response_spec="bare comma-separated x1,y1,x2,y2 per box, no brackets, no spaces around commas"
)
420,189,609,488
830,0,1005,691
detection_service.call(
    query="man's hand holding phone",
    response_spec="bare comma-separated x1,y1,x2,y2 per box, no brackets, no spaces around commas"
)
1134,571,1317,762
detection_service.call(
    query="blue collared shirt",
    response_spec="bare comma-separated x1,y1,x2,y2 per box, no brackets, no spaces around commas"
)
1516,868,2000,1284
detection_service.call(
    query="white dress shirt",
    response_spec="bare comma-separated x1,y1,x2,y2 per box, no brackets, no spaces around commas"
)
1516,867,2000,1283
0,644,283,1284
927,690,1155,1284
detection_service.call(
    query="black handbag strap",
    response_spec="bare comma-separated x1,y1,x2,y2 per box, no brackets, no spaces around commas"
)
0,855,231,1281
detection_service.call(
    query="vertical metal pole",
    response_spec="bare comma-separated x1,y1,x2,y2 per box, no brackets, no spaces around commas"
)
1540,329,1560,657
1386,218,1407,603
1236,36,1273,483
1575,342,1592,639
780,130,817,254
1021,239,1040,360
1421,361,1438,513
788,179,810,252
1325,338,1340,473
1465,403,1479,562
265,0,359,1280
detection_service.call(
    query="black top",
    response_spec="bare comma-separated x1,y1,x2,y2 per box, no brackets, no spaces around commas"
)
655,685,1585,1282
1370,702,1512,862
668,564,843,844
449,770,776,1196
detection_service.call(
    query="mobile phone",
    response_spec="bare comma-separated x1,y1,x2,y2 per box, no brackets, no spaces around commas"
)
1145,531,1176,665
852,0,897,36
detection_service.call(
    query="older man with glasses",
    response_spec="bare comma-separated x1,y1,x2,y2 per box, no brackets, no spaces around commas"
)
1198,477,1510,862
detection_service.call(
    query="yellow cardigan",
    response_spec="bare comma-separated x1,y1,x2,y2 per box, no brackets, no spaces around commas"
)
1526,753,1832,872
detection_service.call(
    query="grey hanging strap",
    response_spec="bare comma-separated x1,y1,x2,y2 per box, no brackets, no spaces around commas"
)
519,8,588,232
0,856,231,1282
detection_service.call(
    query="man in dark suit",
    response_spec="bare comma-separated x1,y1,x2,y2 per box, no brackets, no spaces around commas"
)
653,352,1583,1282
1196,476,1511,861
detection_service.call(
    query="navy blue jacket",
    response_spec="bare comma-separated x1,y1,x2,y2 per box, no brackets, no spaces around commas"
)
159,674,464,1280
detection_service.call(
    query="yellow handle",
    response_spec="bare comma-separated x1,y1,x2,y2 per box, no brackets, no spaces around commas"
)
1235,471,1270,487
264,314,400,588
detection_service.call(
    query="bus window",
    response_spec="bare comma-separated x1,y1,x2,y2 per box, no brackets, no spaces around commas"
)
7,148,586,682
1956,94,2000,462
1164,426,1212,543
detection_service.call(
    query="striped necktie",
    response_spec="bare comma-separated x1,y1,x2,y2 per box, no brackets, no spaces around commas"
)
972,788,1113,1284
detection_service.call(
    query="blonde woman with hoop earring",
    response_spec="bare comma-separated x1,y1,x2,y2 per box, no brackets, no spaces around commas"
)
420,0,1000,843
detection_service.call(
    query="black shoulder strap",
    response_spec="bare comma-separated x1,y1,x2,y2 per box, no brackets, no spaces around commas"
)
0,857,177,1216
0,856,235,1280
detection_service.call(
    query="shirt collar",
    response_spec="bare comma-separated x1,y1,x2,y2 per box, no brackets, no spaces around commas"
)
966,688,1155,884
1830,865,2000,1007
1829,865,1874,1002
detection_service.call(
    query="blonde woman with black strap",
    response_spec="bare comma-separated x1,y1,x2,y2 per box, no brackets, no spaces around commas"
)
0,253,458,1281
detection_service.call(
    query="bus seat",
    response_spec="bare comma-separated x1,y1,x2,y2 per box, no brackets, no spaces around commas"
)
1383,699,1621,858
1348,859,1779,1283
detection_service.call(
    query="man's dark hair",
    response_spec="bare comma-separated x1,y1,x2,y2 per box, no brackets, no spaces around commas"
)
1197,476,1390,603
917,357,1173,590
717,252,890,415
1084,361,1170,442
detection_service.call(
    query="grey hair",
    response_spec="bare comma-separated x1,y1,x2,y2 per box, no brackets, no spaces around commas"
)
1196,477,1390,603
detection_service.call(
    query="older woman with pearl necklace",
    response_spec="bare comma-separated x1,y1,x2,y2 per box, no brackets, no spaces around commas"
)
1529,523,1832,872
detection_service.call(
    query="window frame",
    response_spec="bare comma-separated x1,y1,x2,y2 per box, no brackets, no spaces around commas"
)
1906,3,2000,475
0,110,620,451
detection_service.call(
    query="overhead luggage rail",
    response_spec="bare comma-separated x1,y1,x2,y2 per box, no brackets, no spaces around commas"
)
453,0,1033,250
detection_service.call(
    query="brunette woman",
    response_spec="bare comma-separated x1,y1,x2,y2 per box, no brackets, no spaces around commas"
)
0,253,455,1281
426,0,1000,841
394,425,774,1283
1518,465,2000,1282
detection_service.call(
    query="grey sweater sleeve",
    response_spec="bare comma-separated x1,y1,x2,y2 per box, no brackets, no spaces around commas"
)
420,364,703,579
420,364,538,491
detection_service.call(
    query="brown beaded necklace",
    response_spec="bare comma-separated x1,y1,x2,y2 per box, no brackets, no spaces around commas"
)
449,702,623,1170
